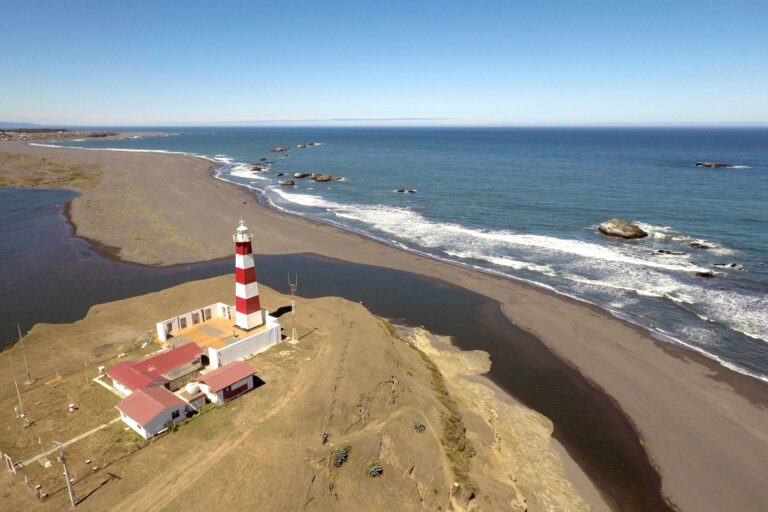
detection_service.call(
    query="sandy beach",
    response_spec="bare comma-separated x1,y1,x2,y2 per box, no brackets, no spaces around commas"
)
2,140,768,511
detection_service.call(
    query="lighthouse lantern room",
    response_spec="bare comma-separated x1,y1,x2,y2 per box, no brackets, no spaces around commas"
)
234,219,265,331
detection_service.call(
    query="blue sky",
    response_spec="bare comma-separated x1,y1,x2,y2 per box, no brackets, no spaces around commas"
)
1,1,766,126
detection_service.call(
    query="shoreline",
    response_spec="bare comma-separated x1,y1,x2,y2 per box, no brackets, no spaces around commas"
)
26,138,768,384
3,140,768,511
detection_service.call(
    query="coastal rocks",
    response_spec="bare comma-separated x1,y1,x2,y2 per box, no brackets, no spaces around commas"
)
271,146,289,152
653,249,686,256
714,262,743,270
689,241,714,249
395,189,417,193
251,164,269,172
296,144,307,149
695,271,717,278
276,172,285,177
293,172,311,179
598,219,648,239
280,180,295,186
311,174,344,182
695,161,732,168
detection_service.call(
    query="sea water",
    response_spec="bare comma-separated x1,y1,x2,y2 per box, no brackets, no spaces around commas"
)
43,127,768,380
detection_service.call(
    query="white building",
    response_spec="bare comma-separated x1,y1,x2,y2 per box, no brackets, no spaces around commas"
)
198,360,259,405
116,386,189,439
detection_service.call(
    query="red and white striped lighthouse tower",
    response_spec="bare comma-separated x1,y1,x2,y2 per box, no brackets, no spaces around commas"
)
233,219,264,330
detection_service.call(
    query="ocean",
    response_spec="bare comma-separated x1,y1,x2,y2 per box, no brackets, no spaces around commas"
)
38,127,768,381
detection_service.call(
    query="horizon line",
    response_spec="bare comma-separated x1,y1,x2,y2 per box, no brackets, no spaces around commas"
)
3,120,768,129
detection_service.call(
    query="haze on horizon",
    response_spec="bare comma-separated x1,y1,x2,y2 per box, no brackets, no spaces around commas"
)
1,0,767,127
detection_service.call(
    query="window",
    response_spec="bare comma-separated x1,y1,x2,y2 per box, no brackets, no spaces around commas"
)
171,410,180,419
166,322,173,333
179,317,187,329
204,308,212,320
192,313,200,325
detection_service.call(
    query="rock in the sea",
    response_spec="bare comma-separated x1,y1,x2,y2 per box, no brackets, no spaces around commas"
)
695,162,731,168
259,157,268,162
598,219,648,239
276,172,285,177
312,175,334,182
654,249,685,256
272,146,289,152
714,262,742,270
280,180,295,186
395,189,406,193
408,189,417,193
296,144,307,149
689,241,714,249
695,271,716,278
293,172,310,179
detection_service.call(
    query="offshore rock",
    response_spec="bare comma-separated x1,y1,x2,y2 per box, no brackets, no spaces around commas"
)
695,162,732,168
280,180,295,186
598,219,648,239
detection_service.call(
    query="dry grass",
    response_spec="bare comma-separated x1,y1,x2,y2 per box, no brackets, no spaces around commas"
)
0,152,102,190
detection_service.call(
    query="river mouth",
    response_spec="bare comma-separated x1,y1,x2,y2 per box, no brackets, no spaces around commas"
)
1,187,672,511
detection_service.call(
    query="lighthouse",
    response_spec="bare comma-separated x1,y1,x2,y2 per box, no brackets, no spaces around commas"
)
233,219,264,330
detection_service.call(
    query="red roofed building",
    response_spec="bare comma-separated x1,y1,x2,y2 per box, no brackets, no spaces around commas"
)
107,342,203,396
198,361,257,405
116,386,188,439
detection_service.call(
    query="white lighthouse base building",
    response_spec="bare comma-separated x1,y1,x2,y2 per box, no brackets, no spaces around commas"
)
155,303,281,369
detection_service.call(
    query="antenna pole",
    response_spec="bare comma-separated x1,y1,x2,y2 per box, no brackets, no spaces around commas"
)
288,273,298,342
55,442,76,508
14,378,25,419
18,324,35,384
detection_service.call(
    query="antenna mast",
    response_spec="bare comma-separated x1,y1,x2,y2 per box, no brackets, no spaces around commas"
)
54,441,76,508
288,273,298,342
18,324,36,385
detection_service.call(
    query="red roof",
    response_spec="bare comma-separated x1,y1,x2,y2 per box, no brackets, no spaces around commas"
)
107,361,158,391
116,386,186,426
107,342,202,392
199,361,256,393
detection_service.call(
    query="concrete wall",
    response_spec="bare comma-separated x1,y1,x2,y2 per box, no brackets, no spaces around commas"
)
155,302,232,342
208,317,280,369
113,380,133,397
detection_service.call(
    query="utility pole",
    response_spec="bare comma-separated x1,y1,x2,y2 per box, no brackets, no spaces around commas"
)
288,273,298,342
54,442,76,508
18,324,36,385
8,355,27,423
14,378,25,420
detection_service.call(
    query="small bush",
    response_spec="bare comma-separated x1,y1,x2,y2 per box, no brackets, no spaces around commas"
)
413,421,426,433
367,460,384,477
332,445,351,468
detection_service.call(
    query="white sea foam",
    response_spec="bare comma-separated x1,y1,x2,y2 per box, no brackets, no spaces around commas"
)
28,143,201,158
272,190,710,273
633,221,733,255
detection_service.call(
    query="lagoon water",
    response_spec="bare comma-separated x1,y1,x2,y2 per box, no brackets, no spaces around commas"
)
43,127,768,380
